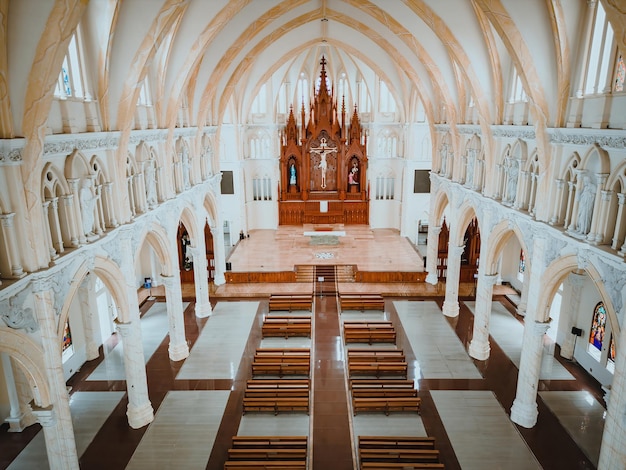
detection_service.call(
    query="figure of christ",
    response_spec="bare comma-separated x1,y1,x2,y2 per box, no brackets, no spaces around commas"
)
310,138,336,189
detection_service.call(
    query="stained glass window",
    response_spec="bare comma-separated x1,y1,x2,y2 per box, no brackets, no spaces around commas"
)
588,302,606,358
607,334,616,373
62,320,72,352
614,55,625,92
518,249,526,274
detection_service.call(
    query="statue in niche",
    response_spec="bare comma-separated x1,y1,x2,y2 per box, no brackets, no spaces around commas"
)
505,159,519,203
79,178,99,236
145,160,157,208
289,161,297,186
440,144,448,175
576,176,596,235
348,159,359,186
310,138,336,189
181,147,191,189
466,150,475,186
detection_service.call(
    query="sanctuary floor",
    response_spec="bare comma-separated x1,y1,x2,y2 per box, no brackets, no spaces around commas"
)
0,294,604,469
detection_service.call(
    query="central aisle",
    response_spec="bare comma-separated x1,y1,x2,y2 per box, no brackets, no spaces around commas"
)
311,295,354,469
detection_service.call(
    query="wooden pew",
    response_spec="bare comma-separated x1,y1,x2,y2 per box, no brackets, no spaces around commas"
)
340,293,385,311
255,348,310,358
359,448,439,463
348,351,406,363
246,379,310,390
251,362,310,377
227,448,307,461
343,321,397,344
224,462,307,470
242,397,309,415
231,436,307,449
358,436,435,450
261,322,311,339
350,379,415,390
352,397,421,415
352,388,418,398
360,463,444,469
268,294,313,312
348,362,407,378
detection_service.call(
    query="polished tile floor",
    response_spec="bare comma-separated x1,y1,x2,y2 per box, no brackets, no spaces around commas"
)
0,293,605,469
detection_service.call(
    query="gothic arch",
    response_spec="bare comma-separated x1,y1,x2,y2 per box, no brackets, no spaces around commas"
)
64,149,92,180
58,255,131,339
538,254,620,347
41,162,70,198
558,152,582,181
431,188,450,226
483,219,531,275
449,201,478,247
0,329,51,407
580,144,611,176
134,222,175,276
176,204,200,246
203,191,220,227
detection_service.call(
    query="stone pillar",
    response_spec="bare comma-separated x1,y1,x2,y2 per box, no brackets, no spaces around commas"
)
425,225,441,285
469,273,499,360
213,223,226,286
67,179,86,245
586,173,608,242
0,213,25,278
189,245,212,318
61,195,79,247
41,201,58,260
510,319,551,428
159,274,190,361
114,320,154,428
442,244,464,317
559,272,586,360
598,303,626,468
564,181,576,229
48,198,65,253
118,232,154,428
549,179,565,225
78,274,100,361
31,279,79,469
612,193,626,252
518,274,530,317
103,183,119,227
590,189,612,244
1,353,28,432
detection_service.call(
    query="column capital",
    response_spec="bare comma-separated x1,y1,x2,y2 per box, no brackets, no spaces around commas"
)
30,403,56,427
159,275,177,289
481,273,499,286
0,212,15,226
601,190,613,201
531,319,552,336
114,319,133,338
617,193,626,205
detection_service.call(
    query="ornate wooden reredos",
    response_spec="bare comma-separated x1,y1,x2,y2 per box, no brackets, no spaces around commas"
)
279,57,369,225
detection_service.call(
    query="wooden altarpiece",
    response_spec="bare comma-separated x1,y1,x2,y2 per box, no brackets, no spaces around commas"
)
278,57,369,225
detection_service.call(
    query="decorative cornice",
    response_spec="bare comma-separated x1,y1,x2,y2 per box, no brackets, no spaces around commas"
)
491,126,536,140
0,139,25,164
43,133,121,156
456,125,481,135
548,128,626,149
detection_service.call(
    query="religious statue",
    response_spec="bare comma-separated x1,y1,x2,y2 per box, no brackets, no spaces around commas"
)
181,147,191,189
465,150,475,187
145,160,157,208
348,160,359,185
505,159,519,203
79,178,100,236
310,137,336,189
576,176,596,235
289,162,297,186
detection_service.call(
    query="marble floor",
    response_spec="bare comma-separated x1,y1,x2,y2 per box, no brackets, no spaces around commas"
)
0,292,606,469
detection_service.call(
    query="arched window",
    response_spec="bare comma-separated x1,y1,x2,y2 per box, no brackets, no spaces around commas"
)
54,27,91,100
508,66,528,103
517,249,525,282
583,1,615,95
613,54,625,92
588,301,607,360
379,80,396,113
252,84,267,114
62,320,74,363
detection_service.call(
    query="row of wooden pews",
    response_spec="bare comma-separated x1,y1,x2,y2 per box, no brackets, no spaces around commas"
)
245,348,311,415
343,320,397,344
268,294,313,312
340,293,385,311
224,435,308,469
261,315,311,339
358,436,445,469
348,348,420,415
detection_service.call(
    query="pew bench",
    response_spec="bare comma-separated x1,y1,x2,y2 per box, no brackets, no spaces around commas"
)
251,362,310,377
227,448,308,461
340,294,385,311
242,397,310,415
351,388,418,399
360,462,444,469
359,448,439,463
224,462,307,470
253,355,311,364
358,436,435,450
348,352,406,363
350,379,415,390
231,436,307,449
246,379,310,390
348,362,407,378
255,348,310,357
261,323,311,339
352,397,421,415
268,294,313,312
245,389,309,399
344,330,397,344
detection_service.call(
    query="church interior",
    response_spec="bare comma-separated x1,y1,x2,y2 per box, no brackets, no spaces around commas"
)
1,1,626,469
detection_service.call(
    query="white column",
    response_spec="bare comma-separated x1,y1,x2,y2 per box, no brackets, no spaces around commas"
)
559,272,586,360
587,174,608,242
67,179,86,245
598,302,626,468
549,179,565,225
2,353,28,432
41,201,57,260
510,319,551,428
469,273,499,360
114,320,154,428
78,274,100,361
48,198,65,253
159,274,190,361
612,193,626,251
425,225,441,285
189,245,212,318
564,181,576,230
118,233,154,428
213,223,226,285
32,279,79,469
591,189,612,244
518,274,530,317
103,183,119,227
442,244,464,317
61,195,79,247
0,213,25,278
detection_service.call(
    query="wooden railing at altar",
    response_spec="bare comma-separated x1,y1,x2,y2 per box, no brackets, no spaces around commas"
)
279,200,368,225
224,271,297,283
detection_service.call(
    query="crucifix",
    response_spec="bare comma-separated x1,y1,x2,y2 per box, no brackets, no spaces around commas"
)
309,137,336,189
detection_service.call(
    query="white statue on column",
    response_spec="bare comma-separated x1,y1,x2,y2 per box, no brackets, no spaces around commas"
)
144,161,157,208
505,159,519,203
79,178,100,238
576,176,596,235
182,147,191,189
